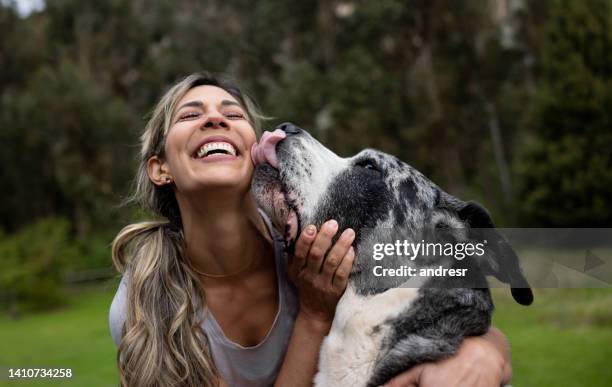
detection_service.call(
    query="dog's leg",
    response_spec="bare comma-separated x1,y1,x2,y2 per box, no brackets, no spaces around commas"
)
366,288,493,386
366,335,462,387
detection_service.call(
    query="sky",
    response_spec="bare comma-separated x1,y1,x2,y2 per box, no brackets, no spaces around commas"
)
2,0,45,17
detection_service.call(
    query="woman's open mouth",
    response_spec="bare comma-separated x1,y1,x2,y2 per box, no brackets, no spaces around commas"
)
192,137,239,162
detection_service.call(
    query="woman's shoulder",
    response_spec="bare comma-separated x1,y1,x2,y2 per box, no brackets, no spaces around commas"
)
108,273,128,348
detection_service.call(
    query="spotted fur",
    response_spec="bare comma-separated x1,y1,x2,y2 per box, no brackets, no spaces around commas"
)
252,124,532,387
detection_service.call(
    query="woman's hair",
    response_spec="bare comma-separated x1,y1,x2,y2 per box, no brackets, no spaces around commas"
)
111,72,263,386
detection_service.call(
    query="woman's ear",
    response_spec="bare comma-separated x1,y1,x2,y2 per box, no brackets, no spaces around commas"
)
147,156,173,186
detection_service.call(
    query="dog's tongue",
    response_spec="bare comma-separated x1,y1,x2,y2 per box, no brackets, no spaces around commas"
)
251,129,286,168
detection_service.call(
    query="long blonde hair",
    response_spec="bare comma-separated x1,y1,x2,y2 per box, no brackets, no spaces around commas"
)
112,72,263,386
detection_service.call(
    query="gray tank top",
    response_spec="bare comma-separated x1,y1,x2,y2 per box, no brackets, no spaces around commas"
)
108,210,299,386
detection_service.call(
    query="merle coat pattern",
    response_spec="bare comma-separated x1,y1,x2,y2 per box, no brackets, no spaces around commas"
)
252,123,532,387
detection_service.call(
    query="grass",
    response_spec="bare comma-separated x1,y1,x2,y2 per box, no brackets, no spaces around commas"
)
492,288,612,387
0,281,120,387
1,283,611,386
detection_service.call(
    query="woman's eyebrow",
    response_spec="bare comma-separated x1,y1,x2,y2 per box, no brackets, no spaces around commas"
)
176,100,203,111
220,99,242,108
176,99,242,112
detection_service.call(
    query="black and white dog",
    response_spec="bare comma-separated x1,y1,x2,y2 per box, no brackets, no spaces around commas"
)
252,123,533,387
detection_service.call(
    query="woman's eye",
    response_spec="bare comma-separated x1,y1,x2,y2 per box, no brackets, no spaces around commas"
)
178,112,201,121
225,112,245,120
176,111,244,122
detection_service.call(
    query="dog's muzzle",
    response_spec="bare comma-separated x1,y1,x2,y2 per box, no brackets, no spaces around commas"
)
251,122,304,245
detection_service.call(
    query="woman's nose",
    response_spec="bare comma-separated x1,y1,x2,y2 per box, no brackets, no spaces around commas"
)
202,115,228,129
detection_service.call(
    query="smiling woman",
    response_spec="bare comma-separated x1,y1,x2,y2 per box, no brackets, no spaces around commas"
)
109,72,358,386
109,72,512,387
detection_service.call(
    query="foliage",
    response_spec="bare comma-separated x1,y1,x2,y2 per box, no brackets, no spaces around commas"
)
0,0,609,242
0,218,79,315
0,60,137,234
517,0,612,226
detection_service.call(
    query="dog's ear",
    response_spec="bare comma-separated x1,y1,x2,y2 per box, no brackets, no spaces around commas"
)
438,192,533,305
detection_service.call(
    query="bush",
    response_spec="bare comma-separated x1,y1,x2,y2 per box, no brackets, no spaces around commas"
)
0,218,79,316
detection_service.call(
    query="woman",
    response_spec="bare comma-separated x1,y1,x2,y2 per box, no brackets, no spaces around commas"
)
110,72,512,387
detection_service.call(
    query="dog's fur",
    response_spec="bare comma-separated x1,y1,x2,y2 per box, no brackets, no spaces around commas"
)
252,123,532,387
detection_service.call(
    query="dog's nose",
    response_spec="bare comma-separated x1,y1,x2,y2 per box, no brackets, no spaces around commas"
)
277,122,302,135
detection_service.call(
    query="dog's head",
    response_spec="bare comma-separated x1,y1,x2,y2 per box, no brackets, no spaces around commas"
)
252,123,532,305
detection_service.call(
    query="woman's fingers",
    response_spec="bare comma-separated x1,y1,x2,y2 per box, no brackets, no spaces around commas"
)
292,224,317,271
289,220,356,325
305,220,339,273
291,220,356,292
333,246,355,290
383,364,423,387
322,228,355,276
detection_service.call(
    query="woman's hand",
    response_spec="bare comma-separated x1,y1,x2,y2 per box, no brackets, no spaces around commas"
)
275,220,355,387
384,328,512,387
288,220,355,331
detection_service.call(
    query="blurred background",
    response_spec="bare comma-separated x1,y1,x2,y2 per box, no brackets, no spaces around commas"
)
0,0,611,386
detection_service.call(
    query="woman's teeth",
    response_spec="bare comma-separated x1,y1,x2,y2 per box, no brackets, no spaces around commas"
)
196,142,237,158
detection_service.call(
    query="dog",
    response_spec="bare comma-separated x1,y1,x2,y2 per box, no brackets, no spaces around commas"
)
251,123,533,387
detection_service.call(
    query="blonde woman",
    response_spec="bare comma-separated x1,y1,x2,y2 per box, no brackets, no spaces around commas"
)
109,72,512,387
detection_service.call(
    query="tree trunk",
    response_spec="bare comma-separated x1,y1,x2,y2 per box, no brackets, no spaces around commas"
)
485,101,513,205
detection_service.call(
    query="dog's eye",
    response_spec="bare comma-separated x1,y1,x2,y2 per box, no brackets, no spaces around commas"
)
355,160,381,173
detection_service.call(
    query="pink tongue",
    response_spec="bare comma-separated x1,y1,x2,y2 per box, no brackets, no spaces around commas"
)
251,129,286,168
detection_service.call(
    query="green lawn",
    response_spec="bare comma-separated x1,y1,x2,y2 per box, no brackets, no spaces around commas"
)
0,281,120,387
492,288,612,387
1,284,611,386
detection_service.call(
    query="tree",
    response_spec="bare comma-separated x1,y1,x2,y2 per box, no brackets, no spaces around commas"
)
517,0,612,226
0,60,136,233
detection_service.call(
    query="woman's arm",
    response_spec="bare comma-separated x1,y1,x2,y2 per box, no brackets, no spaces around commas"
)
274,311,334,386
274,220,355,387
384,326,512,387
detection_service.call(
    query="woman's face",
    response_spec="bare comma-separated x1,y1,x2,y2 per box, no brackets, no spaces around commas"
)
151,85,257,195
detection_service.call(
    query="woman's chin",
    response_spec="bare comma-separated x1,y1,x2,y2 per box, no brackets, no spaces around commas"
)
185,172,252,193
189,161,253,186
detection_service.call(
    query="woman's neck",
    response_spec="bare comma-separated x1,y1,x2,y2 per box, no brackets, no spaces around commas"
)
178,190,272,280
